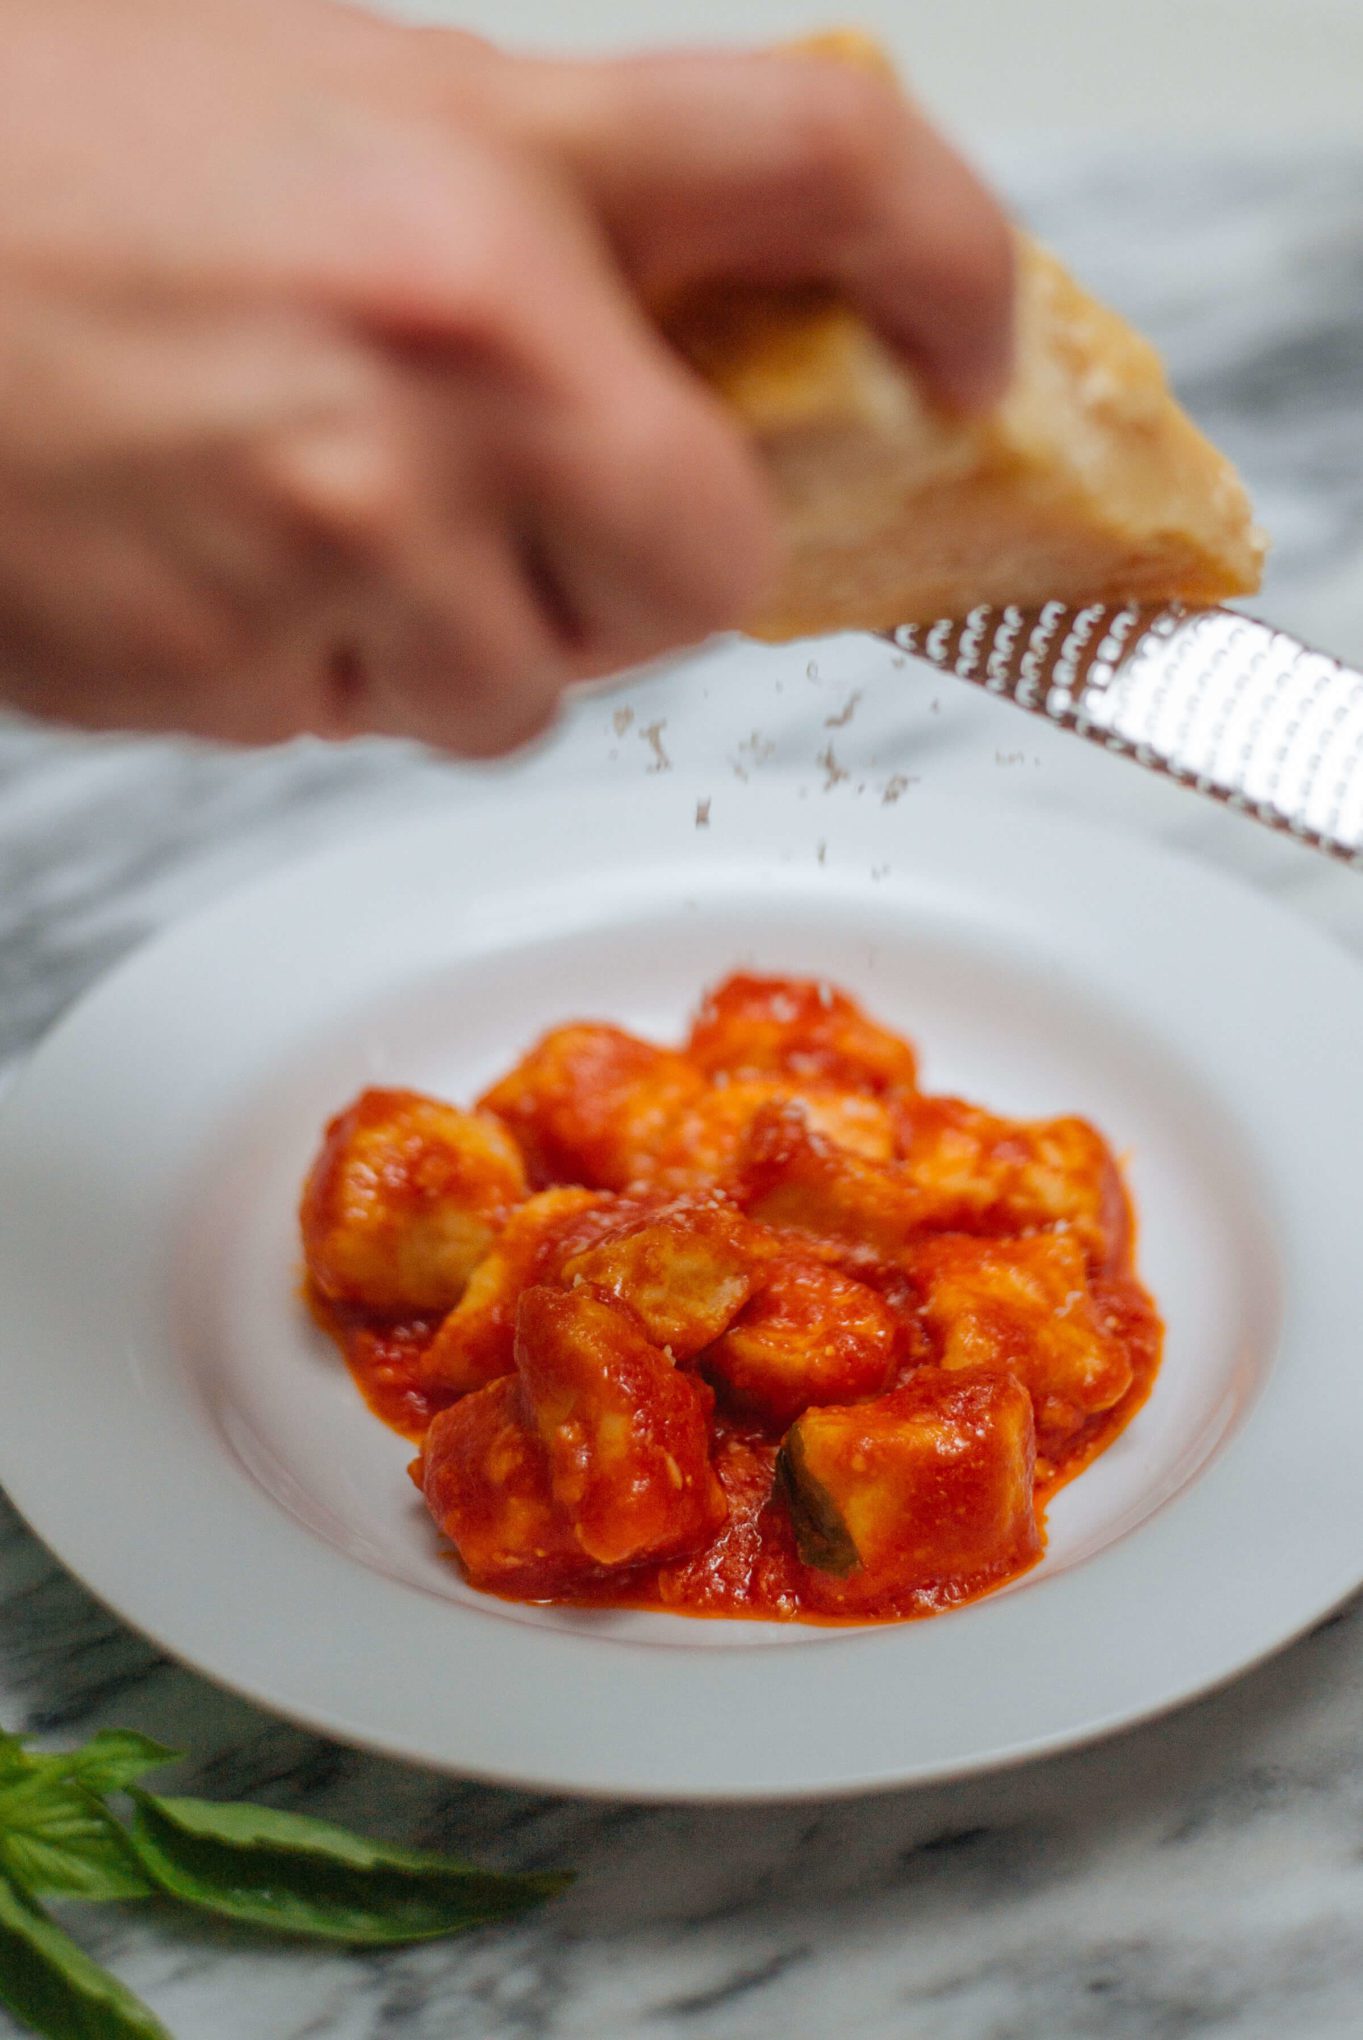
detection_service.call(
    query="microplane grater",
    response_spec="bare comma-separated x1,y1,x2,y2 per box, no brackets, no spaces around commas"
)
883,604,1363,866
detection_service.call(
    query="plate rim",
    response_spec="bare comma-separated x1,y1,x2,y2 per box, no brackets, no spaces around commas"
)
2,777,1360,1801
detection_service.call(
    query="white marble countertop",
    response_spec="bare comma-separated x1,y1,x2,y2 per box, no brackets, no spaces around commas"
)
2,146,1362,2038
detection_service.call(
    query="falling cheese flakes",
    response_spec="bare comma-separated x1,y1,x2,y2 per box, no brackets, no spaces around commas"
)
824,690,862,730
604,649,929,889
733,729,776,783
640,720,671,773
881,773,921,806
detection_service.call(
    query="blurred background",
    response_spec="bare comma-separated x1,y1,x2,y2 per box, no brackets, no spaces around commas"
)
403,0,1363,148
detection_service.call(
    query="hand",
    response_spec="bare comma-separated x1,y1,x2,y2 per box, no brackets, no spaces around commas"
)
0,0,1014,754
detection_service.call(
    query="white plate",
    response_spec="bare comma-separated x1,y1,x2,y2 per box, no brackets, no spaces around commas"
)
1,777,1360,1802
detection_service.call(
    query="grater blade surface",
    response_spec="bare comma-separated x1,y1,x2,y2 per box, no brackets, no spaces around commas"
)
886,604,1363,866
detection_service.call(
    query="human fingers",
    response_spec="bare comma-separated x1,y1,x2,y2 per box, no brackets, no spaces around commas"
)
424,161,779,672
327,518,567,757
503,47,1015,409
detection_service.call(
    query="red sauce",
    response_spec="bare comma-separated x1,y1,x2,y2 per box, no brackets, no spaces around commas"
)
303,976,1166,1626
1034,1273,1164,1501
308,1294,450,1440
312,1257,1162,1625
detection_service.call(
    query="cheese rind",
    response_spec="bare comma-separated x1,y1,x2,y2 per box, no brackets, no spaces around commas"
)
662,39,1264,640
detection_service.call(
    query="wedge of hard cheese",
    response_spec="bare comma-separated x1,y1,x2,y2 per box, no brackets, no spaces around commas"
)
662,41,1265,640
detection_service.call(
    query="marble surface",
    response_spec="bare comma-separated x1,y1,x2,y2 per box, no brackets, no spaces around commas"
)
2,146,1362,2038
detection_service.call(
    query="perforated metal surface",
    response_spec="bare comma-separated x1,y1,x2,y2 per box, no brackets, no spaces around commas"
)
888,605,1363,865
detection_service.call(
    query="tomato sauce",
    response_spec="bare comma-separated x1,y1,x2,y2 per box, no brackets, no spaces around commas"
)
307,1293,450,1439
302,974,1166,1626
312,1256,1162,1625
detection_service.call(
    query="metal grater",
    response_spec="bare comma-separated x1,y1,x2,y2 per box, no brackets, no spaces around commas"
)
884,604,1363,866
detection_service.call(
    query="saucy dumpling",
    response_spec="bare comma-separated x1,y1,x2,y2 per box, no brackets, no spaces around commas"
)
704,1257,901,1428
306,972,1160,1630
688,972,919,1095
907,1232,1133,1454
301,1087,526,1314
479,1024,703,1190
515,1285,726,1569
779,1369,1039,1613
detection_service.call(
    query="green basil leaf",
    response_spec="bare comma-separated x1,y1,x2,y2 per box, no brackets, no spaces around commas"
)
0,1726,177,1796
0,1734,30,1784
66,1734,180,1798
127,1792,571,1944
0,1776,151,1902
0,1872,170,2039
0,1730,70,1786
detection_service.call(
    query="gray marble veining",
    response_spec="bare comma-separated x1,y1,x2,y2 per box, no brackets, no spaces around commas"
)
2,146,1362,2039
